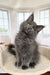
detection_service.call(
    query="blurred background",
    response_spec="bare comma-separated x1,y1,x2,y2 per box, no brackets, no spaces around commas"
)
0,0,50,47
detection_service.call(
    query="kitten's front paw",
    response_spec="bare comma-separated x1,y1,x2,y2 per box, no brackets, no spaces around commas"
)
18,61,21,67
15,62,17,67
29,62,36,68
22,65,28,70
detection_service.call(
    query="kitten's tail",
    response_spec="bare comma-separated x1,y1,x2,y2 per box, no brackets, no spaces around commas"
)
8,44,16,56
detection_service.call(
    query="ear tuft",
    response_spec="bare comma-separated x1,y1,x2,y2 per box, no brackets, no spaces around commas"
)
27,13,34,23
36,25,45,33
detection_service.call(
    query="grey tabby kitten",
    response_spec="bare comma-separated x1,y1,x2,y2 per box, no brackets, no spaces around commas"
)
8,14,44,70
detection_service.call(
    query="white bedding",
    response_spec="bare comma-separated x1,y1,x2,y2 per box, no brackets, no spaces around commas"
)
0,50,50,75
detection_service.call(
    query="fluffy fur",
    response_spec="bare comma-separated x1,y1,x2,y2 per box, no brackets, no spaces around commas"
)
8,14,44,70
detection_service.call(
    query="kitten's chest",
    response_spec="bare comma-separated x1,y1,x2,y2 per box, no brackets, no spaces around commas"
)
22,37,34,46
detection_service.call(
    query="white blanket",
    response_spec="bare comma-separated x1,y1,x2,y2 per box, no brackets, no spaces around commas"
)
0,50,50,75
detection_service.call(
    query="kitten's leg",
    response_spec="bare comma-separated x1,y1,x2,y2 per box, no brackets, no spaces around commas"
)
29,62,36,68
15,57,22,67
29,52,39,68
29,55,38,68
15,61,17,66
15,51,18,67
15,51,22,67
18,59,22,66
15,59,22,67
18,53,22,67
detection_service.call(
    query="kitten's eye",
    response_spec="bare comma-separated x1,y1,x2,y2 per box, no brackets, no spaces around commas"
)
28,24,30,26
32,28,34,31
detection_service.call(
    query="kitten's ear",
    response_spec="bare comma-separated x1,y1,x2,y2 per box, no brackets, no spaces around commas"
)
27,13,34,23
36,25,45,33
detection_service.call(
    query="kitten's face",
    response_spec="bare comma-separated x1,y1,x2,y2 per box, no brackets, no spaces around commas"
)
20,14,44,39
